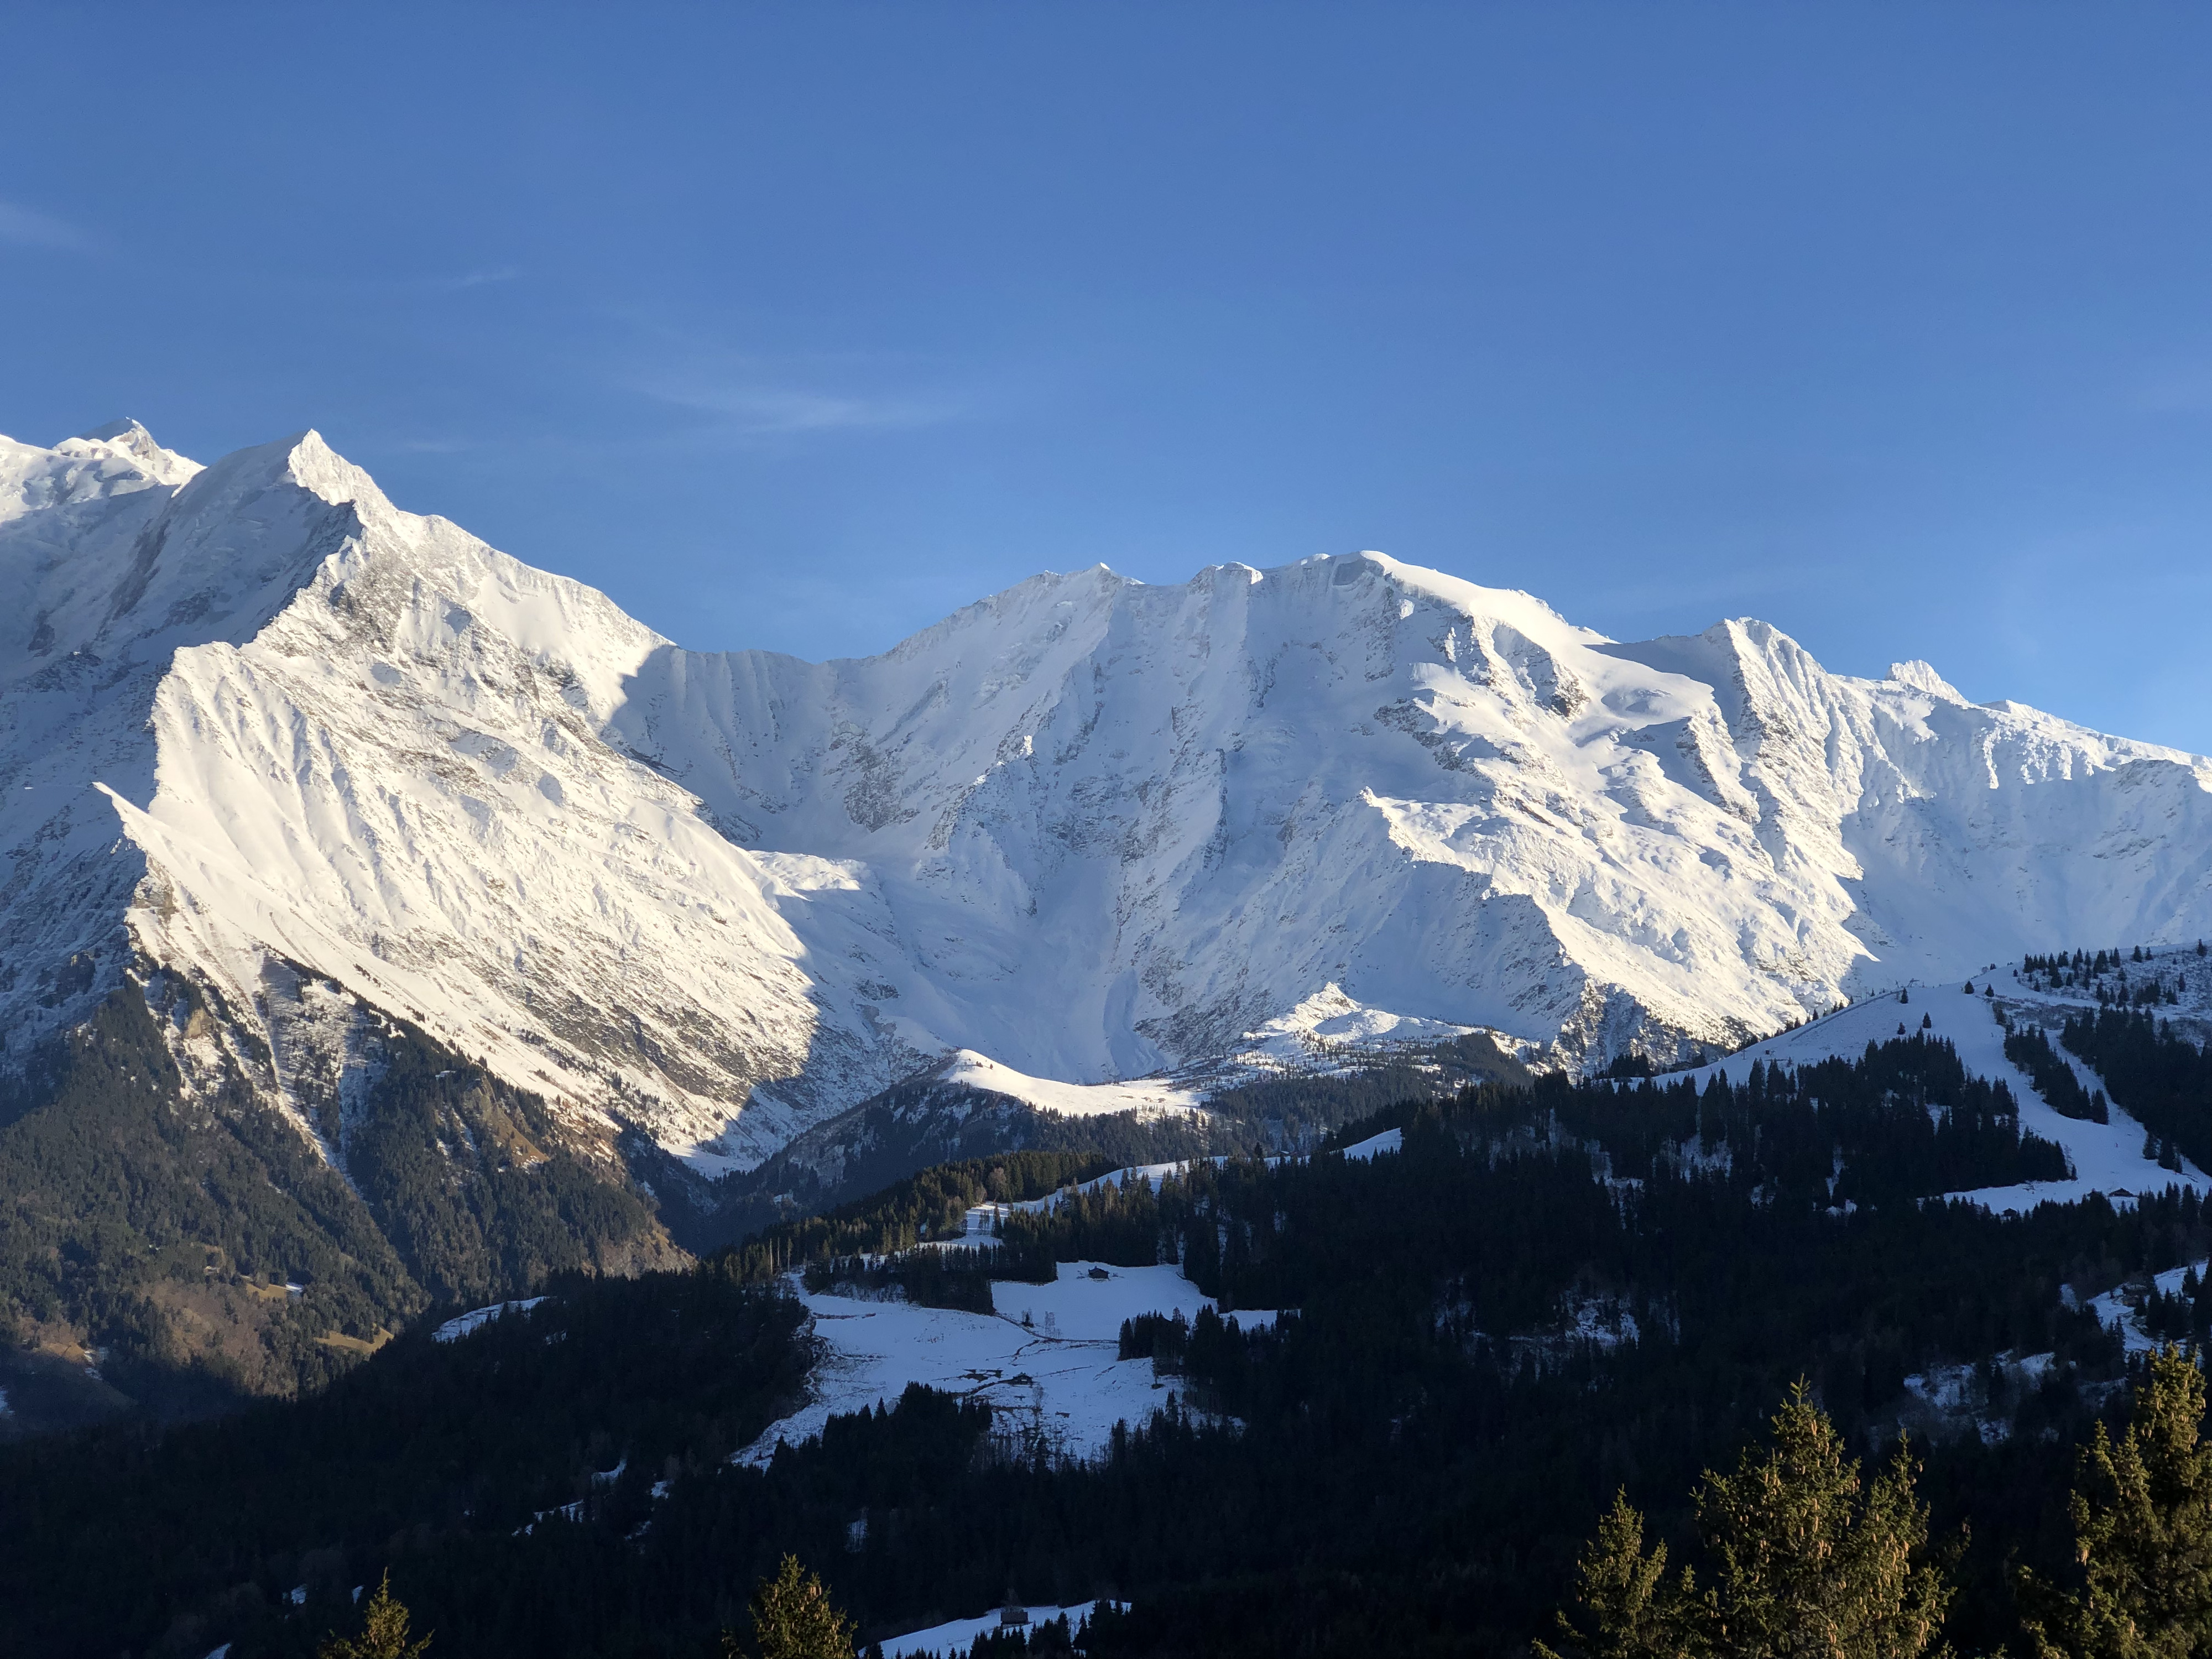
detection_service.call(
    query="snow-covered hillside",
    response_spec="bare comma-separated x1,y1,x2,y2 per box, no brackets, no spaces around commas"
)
1677,975,2207,1214
3,420,2208,1179
737,1259,1271,1469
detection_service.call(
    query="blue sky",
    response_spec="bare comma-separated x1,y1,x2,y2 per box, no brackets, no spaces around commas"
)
3,4,2206,749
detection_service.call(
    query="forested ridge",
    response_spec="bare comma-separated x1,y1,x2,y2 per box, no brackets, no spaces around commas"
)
650,1034,1530,1259
0,981,674,1430
7,1015,2212,1658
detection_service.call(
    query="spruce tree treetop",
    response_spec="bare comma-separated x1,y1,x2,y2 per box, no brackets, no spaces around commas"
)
726,1554,856,1659
2021,1346,2212,1659
1540,1382,1953,1659
1692,1383,1952,1659
1536,1489,1695,1659
316,1572,430,1659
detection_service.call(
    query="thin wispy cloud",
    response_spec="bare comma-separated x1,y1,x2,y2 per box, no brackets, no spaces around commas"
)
651,380,964,437
594,312,993,448
0,200,90,251
421,266,521,292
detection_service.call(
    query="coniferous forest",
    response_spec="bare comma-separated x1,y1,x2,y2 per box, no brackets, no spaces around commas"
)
5,1006,2211,1658
0,985,676,1427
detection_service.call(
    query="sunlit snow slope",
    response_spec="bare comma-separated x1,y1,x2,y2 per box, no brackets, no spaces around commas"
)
3,422,2207,1175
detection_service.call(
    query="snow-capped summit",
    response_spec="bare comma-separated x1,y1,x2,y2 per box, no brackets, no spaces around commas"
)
1886,659,1968,703
1,423,2206,1179
62,418,204,487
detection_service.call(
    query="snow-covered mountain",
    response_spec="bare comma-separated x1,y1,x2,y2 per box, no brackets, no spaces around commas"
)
4,421,2208,1179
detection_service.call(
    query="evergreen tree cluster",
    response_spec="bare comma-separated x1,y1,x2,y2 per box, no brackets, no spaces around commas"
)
1541,1352,2212,1659
1536,1384,1953,1659
2138,1264,2212,1352
2062,1008,2212,1177
0,1262,808,1657
2018,948,2194,1008
718,1152,1118,1285
664,1055,1485,1260
268,1358,2212,1659
2016,1347,2212,1659
998,1172,1176,1279
2008,1022,2112,1124
803,1245,1001,1314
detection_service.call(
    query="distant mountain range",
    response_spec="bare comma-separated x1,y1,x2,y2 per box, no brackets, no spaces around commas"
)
7,420,2205,1163
1,418,2206,1404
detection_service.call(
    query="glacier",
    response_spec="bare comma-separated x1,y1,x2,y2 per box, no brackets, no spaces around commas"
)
3,420,2208,1178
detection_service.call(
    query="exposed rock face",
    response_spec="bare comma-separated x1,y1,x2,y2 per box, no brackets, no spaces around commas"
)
3,421,2207,1185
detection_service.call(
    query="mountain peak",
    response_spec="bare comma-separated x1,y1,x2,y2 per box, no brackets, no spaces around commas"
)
76,416,153,442
64,418,202,486
1887,659,1967,702
281,427,384,512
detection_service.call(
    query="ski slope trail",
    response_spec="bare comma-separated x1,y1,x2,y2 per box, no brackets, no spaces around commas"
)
1679,980,2206,1213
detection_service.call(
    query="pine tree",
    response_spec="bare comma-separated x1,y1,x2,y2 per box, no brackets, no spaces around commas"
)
1536,1490,1693,1659
1541,1384,1953,1659
2021,1347,2212,1659
316,1572,430,1659
726,1554,856,1659
1690,1384,1952,1659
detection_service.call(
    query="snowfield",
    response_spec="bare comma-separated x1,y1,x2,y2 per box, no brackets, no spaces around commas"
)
737,1260,1275,1468
2,418,2208,1181
880,1602,1108,1659
430,1298,549,1343
1341,1127,1404,1161
933,1050,1203,1119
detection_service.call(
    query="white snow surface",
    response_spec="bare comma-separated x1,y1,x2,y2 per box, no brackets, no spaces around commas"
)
737,1261,1273,1468
4,420,2209,1175
1341,1128,1404,1161
2088,1258,2207,1356
1208,981,1499,1076
881,1603,1105,1659
936,1050,1202,1119
431,1297,549,1343
1673,981,2206,1213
